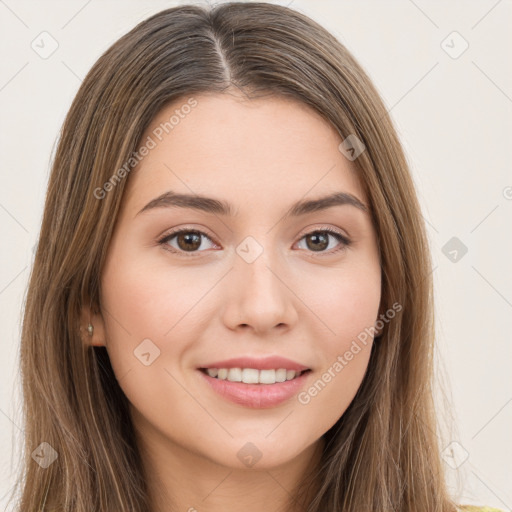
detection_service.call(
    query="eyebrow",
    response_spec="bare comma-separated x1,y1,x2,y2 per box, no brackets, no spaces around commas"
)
136,190,368,218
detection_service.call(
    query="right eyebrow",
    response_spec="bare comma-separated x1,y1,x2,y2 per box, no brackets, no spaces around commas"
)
284,191,369,219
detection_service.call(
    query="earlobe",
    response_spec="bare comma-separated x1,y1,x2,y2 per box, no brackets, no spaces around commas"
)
79,305,107,347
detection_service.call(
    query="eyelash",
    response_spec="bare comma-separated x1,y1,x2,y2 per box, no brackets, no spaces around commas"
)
157,226,352,258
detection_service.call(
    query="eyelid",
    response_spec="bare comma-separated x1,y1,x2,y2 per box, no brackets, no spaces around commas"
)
296,224,350,244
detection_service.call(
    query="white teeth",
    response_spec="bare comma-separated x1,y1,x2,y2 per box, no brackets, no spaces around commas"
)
258,369,275,384
242,368,259,384
227,368,242,382
204,367,304,384
275,369,287,382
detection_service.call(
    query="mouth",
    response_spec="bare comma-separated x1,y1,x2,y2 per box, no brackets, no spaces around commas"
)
198,367,312,384
197,366,313,408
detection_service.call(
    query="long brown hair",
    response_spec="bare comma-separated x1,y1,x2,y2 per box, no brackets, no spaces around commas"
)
12,2,462,510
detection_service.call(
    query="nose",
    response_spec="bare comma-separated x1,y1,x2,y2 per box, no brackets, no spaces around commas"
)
221,245,299,336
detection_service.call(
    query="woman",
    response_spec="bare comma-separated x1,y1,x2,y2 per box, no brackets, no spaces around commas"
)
11,2,504,511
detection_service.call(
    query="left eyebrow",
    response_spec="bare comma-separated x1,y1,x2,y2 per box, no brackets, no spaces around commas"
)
136,190,369,218
136,190,236,217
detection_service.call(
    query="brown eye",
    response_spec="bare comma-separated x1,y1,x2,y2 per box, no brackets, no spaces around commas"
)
304,232,329,251
175,231,202,251
158,226,351,258
296,228,351,255
159,229,216,256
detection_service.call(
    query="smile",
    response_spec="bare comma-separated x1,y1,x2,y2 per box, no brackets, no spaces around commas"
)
197,368,312,408
200,367,310,384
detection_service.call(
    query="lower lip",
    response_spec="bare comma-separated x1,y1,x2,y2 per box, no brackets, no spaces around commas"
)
197,369,312,409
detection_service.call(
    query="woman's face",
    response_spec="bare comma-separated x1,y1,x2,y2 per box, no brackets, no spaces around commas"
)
95,92,381,470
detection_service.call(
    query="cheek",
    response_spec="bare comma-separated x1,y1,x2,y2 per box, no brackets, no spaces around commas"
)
99,256,219,433
99,252,215,378
295,259,380,423
299,254,381,342
328,276,380,339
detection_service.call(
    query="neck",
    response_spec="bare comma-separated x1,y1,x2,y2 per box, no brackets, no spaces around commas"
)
133,416,325,512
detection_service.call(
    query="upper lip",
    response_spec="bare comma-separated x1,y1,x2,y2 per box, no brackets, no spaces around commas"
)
198,356,310,372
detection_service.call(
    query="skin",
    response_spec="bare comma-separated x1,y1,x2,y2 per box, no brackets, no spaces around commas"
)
82,91,382,512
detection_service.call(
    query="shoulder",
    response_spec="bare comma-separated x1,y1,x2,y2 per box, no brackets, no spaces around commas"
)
458,506,506,512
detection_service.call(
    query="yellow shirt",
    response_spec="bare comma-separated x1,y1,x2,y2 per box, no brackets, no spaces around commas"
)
459,506,505,512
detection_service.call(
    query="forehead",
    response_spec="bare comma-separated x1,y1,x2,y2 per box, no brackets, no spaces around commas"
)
121,92,366,216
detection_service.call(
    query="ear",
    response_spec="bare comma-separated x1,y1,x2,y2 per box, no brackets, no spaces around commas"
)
79,303,107,347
